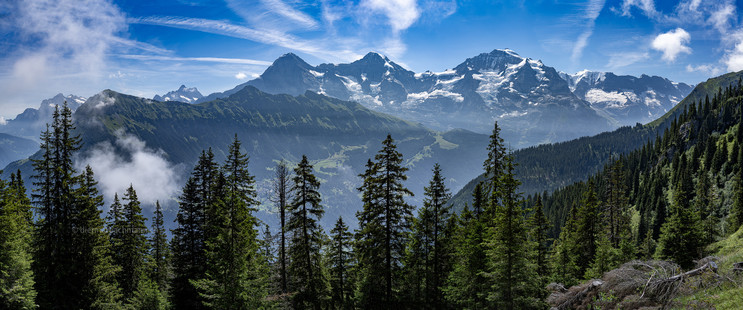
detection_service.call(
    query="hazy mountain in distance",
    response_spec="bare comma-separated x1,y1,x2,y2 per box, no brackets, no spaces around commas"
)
559,70,693,126
0,93,87,140
0,133,38,168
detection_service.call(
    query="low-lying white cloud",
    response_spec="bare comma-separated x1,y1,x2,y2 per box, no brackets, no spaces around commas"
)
77,131,181,205
0,116,7,126
235,72,248,79
651,28,691,62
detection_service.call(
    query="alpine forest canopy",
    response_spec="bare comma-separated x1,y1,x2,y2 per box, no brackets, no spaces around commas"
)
3,72,743,309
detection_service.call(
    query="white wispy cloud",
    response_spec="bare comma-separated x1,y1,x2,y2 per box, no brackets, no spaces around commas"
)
118,54,273,66
260,0,319,29
686,63,723,76
708,3,736,34
607,52,650,68
235,72,248,79
571,0,606,63
132,16,362,62
651,28,691,62
619,0,657,18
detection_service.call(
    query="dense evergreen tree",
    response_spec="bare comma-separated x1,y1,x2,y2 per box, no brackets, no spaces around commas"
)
656,167,703,269
78,167,122,309
405,163,452,309
149,201,170,296
328,217,354,310
195,135,268,309
355,135,414,308
354,159,386,307
695,172,719,247
550,203,580,286
170,150,218,309
529,195,551,282
486,155,542,309
287,155,328,309
116,185,149,300
483,122,507,194
444,183,489,308
574,181,601,276
0,171,37,309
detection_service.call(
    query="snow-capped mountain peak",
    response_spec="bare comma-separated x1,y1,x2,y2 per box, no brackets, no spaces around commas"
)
153,85,204,104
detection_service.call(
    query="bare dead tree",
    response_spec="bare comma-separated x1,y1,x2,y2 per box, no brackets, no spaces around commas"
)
270,160,292,295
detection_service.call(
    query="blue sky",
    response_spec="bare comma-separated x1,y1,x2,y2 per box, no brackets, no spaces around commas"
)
1,0,742,120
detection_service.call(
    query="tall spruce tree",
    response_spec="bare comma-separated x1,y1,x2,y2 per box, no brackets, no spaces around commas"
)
150,201,170,295
355,135,414,308
78,167,122,309
574,181,601,276
695,172,718,247
550,203,580,286
406,164,452,309
171,150,218,309
0,171,37,309
444,183,489,308
116,186,149,301
486,155,542,309
355,159,386,306
483,122,507,194
529,195,551,282
195,135,268,309
287,155,328,309
328,217,354,310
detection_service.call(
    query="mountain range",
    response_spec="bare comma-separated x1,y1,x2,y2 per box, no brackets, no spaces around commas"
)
195,49,692,147
0,48,702,229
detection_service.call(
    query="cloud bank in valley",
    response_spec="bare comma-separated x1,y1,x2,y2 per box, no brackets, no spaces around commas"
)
76,130,181,207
